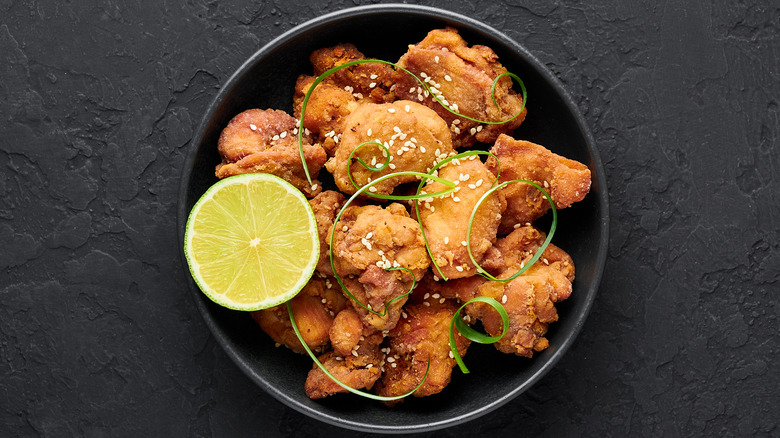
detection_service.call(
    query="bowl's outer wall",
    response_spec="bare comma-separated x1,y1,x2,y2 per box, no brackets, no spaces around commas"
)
178,4,608,434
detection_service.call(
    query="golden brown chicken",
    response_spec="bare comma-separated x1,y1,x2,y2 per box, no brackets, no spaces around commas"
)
309,190,346,276
329,202,430,331
251,275,347,354
325,100,455,196
417,155,506,279
393,27,526,149
304,330,385,399
485,134,591,234
293,44,396,156
373,295,470,402
215,108,327,197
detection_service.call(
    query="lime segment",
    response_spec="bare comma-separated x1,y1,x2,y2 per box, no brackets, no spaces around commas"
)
184,173,319,311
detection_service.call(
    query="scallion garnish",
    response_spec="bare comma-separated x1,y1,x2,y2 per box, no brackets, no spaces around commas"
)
448,296,509,374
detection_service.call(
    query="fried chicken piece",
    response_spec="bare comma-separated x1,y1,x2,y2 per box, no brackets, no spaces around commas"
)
485,134,591,234
293,44,395,156
329,202,430,331
309,190,346,276
325,100,455,196
305,331,384,399
373,298,470,402
215,108,327,197
329,307,366,357
393,27,526,149
251,276,346,354
464,225,575,357
418,156,506,279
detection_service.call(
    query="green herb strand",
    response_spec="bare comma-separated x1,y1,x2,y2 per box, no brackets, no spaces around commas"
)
466,180,557,283
448,297,509,374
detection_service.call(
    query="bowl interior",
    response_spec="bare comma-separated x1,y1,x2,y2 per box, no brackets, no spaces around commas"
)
178,4,608,434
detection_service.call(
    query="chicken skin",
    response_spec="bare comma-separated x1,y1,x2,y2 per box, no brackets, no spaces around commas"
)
329,202,430,331
393,27,526,149
464,225,575,357
485,135,591,234
305,331,385,399
418,155,506,279
215,108,327,197
251,276,347,354
373,296,470,402
308,190,346,276
325,100,455,196
293,44,395,156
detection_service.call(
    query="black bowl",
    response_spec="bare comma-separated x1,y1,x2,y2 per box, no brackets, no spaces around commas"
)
177,3,609,434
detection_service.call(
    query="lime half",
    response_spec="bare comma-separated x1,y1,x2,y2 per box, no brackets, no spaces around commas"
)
184,173,319,311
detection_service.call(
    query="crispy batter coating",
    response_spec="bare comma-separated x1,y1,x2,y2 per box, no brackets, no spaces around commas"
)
393,27,526,149
485,134,591,234
325,100,455,195
373,298,470,402
251,276,347,354
293,44,395,156
418,156,506,279
329,307,366,357
465,225,575,357
329,203,429,331
309,190,346,276
304,331,384,399
215,108,327,197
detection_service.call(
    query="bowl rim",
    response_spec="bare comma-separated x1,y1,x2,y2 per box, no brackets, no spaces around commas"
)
177,3,609,434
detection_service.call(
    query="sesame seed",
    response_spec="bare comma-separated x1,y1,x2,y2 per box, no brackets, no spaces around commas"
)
544,180,550,188
272,134,279,141
420,72,428,78
420,146,426,153
433,275,439,281
461,241,468,247
405,105,410,112
432,293,440,299
389,163,396,169
468,184,476,189
369,186,378,193
377,250,384,256
352,350,359,357
366,363,373,369
455,266,464,272
424,302,430,307
342,225,348,232
501,295,508,304
449,351,454,359
292,128,298,135
321,298,327,304
366,232,373,239
279,131,287,138
470,128,476,135
391,363,397,368
453,196,460,202
388,108,396,113
370,74,378,79
444,236,449,244
353,92,363,99
249,124,257,130
476,179,483,187
369,82,376,88
409,87,416,93
311,184,318,191
476,125,483,132
367,128,372,136
439,298,446,304
434,55,440,63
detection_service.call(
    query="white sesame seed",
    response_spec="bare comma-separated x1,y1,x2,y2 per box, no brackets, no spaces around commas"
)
369,186,378,193
409,86,416,93
388,108,396,113
470,128,477,135
377,250,384,256
342,225,348,232
423,302,430,307
369,82,377,88
440,298,445,304
453,196,460,202
455,266,464,272
370,74,378,80
433,275,439,281
444,75,452,82
432,293,440,299
420,72,428,78
434,56,440,63
449,351,454,359
272,134,279,141
249,124,257,130
444,236,449,244
502,295,508,304
389,163,396,169
476,179,483,187
367,128,372,136
461,241,468,247
544,180,550,188
280,131,287,138
311,184,318,191
468,184,476,189
476,125,483,132
366,232,373,239
405,104,410,112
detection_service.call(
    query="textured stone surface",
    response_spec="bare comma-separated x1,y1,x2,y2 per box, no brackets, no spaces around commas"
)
1,0,778,436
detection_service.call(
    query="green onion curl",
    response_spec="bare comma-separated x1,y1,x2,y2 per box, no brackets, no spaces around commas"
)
448,296,509,374
466,180,557,282
298,59,527,185
287,302,430,401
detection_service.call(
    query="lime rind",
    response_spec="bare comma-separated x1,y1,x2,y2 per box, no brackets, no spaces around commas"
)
184,173,320,311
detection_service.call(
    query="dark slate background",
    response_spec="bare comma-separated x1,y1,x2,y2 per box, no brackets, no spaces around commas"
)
1,0,778,436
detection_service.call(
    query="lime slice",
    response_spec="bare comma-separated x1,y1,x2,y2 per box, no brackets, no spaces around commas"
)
184,173,319,311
